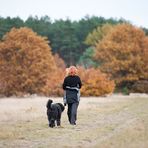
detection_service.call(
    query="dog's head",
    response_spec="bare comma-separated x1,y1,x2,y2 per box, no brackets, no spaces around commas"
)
57,103,65,112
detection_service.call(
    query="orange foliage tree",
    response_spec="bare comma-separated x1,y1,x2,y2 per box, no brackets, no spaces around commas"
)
0,27,56,96
78,67,115,96
45,54,66,96
45,64,115,97
94,24,148,90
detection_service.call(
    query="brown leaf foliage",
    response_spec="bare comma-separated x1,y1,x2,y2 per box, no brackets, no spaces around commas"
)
78,67,115,96
0,27,56,96
44,54,66,96
0,27,115,97
44,65,115,97
94,23,148,88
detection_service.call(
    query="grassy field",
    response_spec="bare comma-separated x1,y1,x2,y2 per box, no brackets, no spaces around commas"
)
0,94,148,148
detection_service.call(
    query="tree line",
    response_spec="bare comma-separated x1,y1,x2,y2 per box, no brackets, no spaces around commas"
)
0,16,148,96
0,15,131,65
0,27,115,96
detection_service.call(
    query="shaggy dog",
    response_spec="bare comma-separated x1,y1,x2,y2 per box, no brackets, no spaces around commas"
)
46,99,65,128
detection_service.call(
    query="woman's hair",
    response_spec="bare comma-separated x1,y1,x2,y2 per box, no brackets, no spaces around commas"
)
67,66,78,76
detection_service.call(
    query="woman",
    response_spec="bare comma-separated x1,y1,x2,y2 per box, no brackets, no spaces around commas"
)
62,66,82,125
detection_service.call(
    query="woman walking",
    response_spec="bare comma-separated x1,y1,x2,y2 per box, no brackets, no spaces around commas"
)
62,66,82,125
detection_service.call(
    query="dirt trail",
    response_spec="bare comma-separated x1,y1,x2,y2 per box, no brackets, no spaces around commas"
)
0,94,148,148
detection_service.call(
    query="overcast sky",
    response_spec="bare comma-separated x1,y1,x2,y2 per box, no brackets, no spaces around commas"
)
0,0,148,28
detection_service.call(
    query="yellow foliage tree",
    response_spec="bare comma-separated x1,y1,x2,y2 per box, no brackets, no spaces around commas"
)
0,27,56,96
85,23,114,46
94,24,148,90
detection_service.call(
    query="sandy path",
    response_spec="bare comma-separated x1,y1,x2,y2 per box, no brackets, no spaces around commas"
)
0,94,148,148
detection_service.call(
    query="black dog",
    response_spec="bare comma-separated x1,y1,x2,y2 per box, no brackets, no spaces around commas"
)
46,99,65,128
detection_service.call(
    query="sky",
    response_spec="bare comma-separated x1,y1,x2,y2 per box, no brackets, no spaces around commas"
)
0,0,148,28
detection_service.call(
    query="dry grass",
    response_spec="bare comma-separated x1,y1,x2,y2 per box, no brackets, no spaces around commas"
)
0,94,148,148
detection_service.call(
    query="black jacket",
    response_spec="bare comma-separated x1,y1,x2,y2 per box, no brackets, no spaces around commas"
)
63,75,82,90
63,75,82,103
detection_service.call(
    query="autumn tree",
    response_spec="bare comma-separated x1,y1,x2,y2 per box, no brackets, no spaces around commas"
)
44,54,66,96
94,23,148,92
78,67,115,96
0,27,56,96
79,24,115,68
53,53,66,70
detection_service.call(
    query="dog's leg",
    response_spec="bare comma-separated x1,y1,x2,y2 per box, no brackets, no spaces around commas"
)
57,112,61,126
49,119,55,128
57,119,61,126
56,105,62,126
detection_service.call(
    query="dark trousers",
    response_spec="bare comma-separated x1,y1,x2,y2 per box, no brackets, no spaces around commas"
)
67,102,79,124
